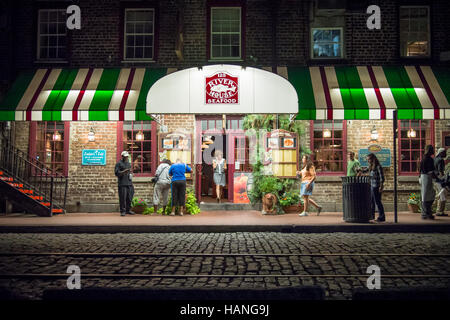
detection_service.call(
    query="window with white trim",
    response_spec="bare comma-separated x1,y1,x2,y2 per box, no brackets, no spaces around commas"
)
124,9,155,60
37,9,67,60
210,7,241,60
311,28,343,59
400,6,430,57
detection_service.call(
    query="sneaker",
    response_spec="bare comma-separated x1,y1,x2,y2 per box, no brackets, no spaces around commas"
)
428,215,435,220
170,212,175,216
126,211,135,215
421,215,429,220
299,211,308,217
261,210,267,215
317,206,322,216
436,213,448,216
179,212,184,216
376,217,385,222
120,212,126,217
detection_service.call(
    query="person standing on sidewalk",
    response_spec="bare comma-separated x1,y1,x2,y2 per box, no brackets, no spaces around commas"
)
434,148,448,217
114,151,135,217
347,151,361,177
212,150,227,203
168,158,192,216
367,153,385,222
296,155,322,217
153,159,172,214
420,145,436,220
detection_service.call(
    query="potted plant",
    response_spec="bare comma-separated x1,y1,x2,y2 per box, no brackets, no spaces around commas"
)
407,193,421,213
279,191,304,213
131,197,148,214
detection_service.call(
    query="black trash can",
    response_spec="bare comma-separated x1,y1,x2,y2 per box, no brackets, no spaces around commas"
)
341,176,374,223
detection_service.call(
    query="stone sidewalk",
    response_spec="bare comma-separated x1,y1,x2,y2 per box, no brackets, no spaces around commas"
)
0,232,449,300
0,210,449,233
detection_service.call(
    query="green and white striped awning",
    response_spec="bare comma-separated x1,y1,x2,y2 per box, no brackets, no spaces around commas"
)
0,68,171,121
281,66,450,120
1,66,450,121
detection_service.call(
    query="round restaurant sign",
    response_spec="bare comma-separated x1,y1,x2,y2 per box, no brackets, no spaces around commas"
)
205,72,239,104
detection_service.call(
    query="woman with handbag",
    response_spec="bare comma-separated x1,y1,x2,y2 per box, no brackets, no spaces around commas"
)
212,150,227,203
153,159,172,214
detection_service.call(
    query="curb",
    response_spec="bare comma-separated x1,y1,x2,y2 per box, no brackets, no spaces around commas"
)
0,224,449,233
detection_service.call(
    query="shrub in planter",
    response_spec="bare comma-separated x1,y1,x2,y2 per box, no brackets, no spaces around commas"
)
407,193,421,213
131,197,148,214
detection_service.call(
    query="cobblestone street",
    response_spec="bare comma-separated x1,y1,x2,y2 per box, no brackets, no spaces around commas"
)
0,232,449,300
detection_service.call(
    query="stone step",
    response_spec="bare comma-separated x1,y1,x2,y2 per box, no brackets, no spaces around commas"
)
199,202,261,211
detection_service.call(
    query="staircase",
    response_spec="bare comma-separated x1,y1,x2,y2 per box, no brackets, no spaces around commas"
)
0,135,67,217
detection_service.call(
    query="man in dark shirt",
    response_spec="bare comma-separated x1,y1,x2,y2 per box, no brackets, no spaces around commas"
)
114,151,135,216
420,145,436,220
434,148,448,216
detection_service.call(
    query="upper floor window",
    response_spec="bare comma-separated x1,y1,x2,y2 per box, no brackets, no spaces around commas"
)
311,120,346,174
124,9,155,60
210,7,242,60
399,120,434,175
311,28,343,59
37,9,67,60
400,6,430,57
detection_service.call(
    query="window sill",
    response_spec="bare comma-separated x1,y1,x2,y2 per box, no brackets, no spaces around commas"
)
34,60,69,64
121,60,156,64
208,59,244,63
133,176,153,182
315,175,343,182
398,176,419,183
307,58,349,65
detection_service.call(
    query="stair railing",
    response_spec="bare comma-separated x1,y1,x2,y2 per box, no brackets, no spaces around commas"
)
0,135,68,215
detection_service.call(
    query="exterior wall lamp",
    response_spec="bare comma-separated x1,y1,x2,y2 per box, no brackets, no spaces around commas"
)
136,131,144,141
323,129,331,138
88,127,95,142
407,128,417,138
370,126,379,141
53,131,61,141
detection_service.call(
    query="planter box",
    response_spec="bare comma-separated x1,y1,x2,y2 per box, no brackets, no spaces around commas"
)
283,204,304,214
131,206,146,214
408,203,420,213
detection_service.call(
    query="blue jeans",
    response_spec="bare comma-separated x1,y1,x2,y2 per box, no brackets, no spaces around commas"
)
371,186,385,220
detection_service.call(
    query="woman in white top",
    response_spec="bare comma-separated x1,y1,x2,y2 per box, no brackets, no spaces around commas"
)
213,150,227,203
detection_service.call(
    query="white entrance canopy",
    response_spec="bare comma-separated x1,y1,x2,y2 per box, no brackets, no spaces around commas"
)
147,64,298,114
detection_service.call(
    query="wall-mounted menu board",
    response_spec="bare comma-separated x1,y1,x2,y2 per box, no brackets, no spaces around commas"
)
265,129,298,178
159,132,193,179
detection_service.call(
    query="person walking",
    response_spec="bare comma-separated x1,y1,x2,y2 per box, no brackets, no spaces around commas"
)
367,153,385,222
347,151,361,177
168,158,192,216
114,151,135,216
213,150,227,203
434,147,448,216
153,159,172,214
420,145,437,220
296,155,322,217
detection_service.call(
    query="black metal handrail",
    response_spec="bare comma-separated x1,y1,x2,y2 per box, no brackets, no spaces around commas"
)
0,135,67,215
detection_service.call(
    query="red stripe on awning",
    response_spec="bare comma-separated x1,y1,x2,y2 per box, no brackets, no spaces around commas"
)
367,66,386,120
415,66,440,119
26,69,52,121
72,68,94,121
319,67,333,120
119,68,136,121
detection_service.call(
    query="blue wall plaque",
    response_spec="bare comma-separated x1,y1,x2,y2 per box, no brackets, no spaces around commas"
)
82,149,106,166
358,148,391,167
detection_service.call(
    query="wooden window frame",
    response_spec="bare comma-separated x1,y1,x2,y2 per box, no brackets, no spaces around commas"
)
207,0,246,62
310,120,347,176
310,27,344,60
36,8,68,61
398,119,435,176
117,121,157,177
399,5,431,58
29,121,70,177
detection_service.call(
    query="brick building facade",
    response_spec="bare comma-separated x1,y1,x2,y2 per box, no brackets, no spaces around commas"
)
1,0,450,213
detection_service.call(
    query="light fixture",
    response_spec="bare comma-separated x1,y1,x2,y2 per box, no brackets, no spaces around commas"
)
323,129,331,138
136,130,144,141
87,127,95,142
53,131,61,141
370,126,378,141
407,128,417,138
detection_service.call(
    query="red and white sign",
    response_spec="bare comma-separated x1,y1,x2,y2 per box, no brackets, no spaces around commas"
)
205,72,239,104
